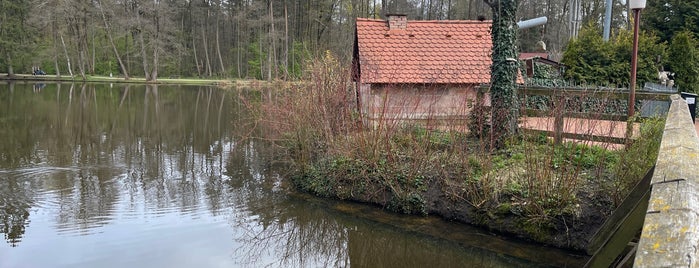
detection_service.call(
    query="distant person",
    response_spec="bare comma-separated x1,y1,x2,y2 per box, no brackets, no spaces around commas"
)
33,67,46,75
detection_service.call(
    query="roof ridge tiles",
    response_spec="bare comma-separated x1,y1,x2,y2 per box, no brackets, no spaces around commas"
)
356,18,492,24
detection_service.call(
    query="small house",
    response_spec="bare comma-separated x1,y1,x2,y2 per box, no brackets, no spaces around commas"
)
352,14,493,127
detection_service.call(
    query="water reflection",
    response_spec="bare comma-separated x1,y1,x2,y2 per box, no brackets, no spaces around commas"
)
0,82,584,267
0,176,31,247
0,82,237,242
228,190,585,268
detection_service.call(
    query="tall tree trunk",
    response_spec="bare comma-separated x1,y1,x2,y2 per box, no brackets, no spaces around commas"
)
97,0,129,79
135,5,151,81
215,11,225,75
373,0,377,18
485,0,520,148
468,0,473,19
259,34,264,79
428,0,433,19
193,28,202,77
6,53,13,76
152,47,159,81
92,30,96,74
60,33,74,77
236,11,242,78
80,10,91,78
79,55,86,79
125,33,131,75
138,31,150,81
77,49,87,80
448,0,453,19
284,2,289,77
151,3,160,81
202,8,213,77
52,19,61,77
268,0,274,81
73,22,87,80
202,23,212,77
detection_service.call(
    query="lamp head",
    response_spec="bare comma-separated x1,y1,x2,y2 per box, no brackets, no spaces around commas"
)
629,0,646,10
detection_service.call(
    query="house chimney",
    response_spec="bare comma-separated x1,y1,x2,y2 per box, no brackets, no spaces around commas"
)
387,14,407,31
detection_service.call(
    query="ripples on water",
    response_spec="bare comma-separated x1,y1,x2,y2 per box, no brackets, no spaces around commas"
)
0,83,584,268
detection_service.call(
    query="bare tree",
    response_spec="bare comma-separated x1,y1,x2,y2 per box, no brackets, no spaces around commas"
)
97,0,129,79
268,0,275,81
214,0,226,76
133,1,151,81
7,0,627,79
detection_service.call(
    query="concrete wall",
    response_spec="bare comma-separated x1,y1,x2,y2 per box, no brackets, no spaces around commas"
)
635,95,699,267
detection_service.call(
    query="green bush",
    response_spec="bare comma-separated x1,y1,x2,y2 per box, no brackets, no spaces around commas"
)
668,31,699,93
562,24,667,88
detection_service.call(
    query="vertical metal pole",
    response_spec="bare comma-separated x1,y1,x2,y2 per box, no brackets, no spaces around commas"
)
603,0,613,41
629,9,641,119
626,8,641,145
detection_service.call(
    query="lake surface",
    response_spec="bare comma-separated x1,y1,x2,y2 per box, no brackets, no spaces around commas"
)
0,82,585,267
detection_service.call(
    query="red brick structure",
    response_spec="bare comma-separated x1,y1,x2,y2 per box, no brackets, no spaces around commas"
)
352,15,494,128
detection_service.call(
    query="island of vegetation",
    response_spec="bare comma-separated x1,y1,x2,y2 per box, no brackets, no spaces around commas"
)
252,53,663,251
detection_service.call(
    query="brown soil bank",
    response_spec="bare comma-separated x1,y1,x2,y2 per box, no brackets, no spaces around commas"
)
292,160,606,251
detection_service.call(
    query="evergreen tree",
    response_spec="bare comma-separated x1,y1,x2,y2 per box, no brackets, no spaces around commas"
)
668,31,699,93
644,0,699,43
561,26,612,84
562,25,667,88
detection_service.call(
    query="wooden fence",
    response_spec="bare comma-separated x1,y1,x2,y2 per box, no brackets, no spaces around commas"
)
516,86,675,145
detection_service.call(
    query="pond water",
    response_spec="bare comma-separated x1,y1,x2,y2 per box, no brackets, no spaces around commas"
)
0,82,586,268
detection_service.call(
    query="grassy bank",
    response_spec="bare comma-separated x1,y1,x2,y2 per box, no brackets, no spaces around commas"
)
0,73,251,87
247,54,663,251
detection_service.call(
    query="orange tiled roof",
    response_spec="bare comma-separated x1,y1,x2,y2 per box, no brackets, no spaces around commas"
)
355,18,492,84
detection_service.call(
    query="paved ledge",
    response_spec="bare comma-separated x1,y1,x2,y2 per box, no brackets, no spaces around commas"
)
635,95,699,267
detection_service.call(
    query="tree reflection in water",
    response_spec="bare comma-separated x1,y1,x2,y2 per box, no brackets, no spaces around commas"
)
227,191,566,268
0,82,238,245
224,131,577,267
0,177,31,247
0,82,582,267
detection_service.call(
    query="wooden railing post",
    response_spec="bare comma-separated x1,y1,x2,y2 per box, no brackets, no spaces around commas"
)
554,93,564,144
519,86,674,145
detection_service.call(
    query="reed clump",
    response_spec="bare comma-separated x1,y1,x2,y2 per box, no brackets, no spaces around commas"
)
252,52,664,250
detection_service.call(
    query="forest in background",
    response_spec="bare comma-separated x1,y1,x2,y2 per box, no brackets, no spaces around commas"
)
0,0,697,83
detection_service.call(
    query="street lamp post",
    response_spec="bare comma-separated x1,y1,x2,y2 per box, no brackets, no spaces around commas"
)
628,0,646,119
627,0,646,144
